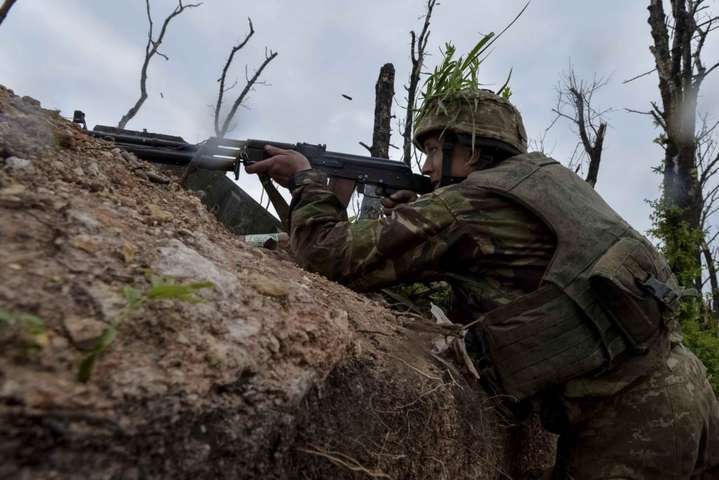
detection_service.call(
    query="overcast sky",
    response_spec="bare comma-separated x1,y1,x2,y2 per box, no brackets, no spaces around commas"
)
2,0,719,234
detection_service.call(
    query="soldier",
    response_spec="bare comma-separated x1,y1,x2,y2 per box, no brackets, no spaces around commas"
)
246,88,719,479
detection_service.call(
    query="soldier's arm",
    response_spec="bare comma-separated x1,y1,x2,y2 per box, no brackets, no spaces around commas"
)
289,169,457,290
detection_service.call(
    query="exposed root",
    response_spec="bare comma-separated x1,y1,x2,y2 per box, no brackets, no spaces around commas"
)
299,446,393,479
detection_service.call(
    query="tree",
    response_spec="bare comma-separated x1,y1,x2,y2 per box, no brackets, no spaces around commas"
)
213,18,278,139
357,0,437,219
401,0,437,168
0,0,18,28
212,18,282,226
358,63,396,219
118,0,202,129
645,0,719,290
551,66,610,188
642,0,719,393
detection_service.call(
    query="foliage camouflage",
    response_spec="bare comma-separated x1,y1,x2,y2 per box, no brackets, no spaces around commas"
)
412,6,529,155
413,88,528,157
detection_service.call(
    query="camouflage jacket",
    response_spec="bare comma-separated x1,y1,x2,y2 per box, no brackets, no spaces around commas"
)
289,169,556,324
289,167,683,400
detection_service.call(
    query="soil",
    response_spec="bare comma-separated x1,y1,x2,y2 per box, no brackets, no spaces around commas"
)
0,85,555,479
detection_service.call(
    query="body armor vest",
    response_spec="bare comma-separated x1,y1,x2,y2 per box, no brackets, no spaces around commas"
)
467,153,679,400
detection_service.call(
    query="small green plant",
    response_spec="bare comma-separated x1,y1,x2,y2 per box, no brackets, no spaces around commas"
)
77,277,214,382
0,308,48,353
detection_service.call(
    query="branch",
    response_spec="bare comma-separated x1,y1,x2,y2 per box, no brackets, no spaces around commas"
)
699,151,719,188
218,49,278,137
701,239,719,318
401,0,437,166
0,0,18,28
704,60,719,78
569,86,593,154
586,122,606,188
118,0,202,129
215,17,254,136
622,67,657,84
359,141,372,153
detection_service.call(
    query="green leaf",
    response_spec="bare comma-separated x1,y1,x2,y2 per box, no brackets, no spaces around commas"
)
0,308,47,349
122,286,143,308
77,320,118,383
0,308,15,328
498,68,513,99
460,32,495,72
146,280,214,302
76,278,215,382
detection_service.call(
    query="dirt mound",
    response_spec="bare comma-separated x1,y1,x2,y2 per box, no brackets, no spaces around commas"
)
0,86,554,479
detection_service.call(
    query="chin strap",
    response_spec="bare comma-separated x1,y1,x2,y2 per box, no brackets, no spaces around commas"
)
438,138,467,188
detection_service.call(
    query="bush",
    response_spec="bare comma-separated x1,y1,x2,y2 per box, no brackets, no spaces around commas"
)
682,316,719,393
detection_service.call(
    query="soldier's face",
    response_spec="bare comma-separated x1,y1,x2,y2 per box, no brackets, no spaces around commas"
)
421,134,479,188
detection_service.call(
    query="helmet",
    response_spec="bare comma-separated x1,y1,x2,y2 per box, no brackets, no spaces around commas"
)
413,88,528,157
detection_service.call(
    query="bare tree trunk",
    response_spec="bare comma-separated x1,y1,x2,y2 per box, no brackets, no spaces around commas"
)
0,0,18,28
118,0,202,129
217,50,277,138
401,0,436,166
214,18,255,137
702,241,719,323
360,63,395,219
207,20,280,225
369,64,395,159
585,123,606,188
551,68,610,189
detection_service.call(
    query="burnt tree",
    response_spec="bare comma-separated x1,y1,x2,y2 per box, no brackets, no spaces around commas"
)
206,18,281,226
401,0,437,167
552,67,610,188
359,63,396,219
118,0,201,129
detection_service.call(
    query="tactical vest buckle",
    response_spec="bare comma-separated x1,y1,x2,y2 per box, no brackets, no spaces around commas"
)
639,275,682,308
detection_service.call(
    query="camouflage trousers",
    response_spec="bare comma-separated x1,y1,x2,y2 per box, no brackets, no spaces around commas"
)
550,344,719,479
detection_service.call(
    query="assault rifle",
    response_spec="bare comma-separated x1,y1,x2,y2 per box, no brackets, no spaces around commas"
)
83,120,432,225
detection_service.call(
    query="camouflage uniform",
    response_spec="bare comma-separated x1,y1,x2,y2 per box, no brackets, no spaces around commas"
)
288,167,719,479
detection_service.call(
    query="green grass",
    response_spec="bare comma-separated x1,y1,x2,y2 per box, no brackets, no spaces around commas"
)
0,308,48,352
414,3,529,129
77,276,214,382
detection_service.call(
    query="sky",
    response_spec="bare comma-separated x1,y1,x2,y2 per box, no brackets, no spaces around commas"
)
2,0,719,235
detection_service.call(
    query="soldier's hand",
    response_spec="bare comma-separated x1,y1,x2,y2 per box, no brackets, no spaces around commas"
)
245,145,311,188
381,190,417,215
